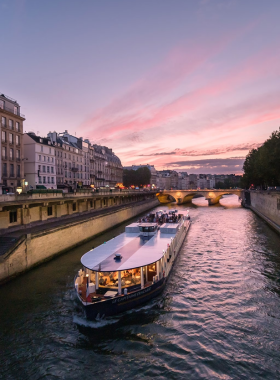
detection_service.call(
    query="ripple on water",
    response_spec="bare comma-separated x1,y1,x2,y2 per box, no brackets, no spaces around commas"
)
0,202,280,379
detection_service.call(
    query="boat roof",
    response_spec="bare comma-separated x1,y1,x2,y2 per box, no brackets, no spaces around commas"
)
81,222,179,272
138,223,157,227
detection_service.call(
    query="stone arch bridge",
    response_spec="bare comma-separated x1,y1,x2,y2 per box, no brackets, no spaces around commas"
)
157,189,243,205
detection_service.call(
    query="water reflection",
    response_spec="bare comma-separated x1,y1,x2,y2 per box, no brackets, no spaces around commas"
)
0,197,280,380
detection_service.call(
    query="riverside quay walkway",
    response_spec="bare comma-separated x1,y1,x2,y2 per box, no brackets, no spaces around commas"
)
0,189,156,236
157,189,243,205
0,190,159,283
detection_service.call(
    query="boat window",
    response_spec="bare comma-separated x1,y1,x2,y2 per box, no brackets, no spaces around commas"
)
98,269,142,288
139,226,155,232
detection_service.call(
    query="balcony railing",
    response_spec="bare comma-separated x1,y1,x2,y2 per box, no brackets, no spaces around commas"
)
2,155,7,160
72,167,78,172
90,174,95,178
0,103,25,118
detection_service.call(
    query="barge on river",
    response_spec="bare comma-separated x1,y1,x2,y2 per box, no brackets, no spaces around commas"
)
74,211,191,320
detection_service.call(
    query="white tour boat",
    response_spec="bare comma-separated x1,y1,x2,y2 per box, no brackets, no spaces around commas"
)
74,210,191,320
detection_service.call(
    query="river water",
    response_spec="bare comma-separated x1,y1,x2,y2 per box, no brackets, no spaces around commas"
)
1,196,280,380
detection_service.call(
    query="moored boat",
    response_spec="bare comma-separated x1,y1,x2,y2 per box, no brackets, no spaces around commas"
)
74,210,191,320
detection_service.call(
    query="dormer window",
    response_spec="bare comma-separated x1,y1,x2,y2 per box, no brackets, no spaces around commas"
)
40,138,43,143
48,141,51,145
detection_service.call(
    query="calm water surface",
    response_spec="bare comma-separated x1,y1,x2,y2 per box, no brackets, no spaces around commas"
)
1,196,280,380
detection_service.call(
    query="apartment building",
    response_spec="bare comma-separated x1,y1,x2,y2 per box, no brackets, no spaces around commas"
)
0,93,25,193
47,132,83,190
49,130,123,189
23,133,57,189
90,144,123,187
178,172,189,190
156,170,179,190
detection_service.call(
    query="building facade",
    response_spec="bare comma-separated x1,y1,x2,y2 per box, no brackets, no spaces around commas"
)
23,133,57,189
47,131,83,190
0,93,25,193
48,130,123,189
156,170,179,190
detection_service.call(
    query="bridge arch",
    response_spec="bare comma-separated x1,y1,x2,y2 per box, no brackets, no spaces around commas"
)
157,189,243,205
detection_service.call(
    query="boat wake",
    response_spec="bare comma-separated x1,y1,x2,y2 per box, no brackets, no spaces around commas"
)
73,296,165,331
73,314,120,329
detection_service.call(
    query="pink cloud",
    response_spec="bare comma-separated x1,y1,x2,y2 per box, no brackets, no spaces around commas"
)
80,20,262,140
80,44,280,144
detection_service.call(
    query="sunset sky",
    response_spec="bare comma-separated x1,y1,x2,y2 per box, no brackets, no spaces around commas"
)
1,0,280,174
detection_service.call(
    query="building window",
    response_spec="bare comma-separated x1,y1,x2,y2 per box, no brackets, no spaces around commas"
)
72,203,77,211
51,177,54,184
15,122,20,132
1,116,6,126
49,148,51,154
9,120,13,129
38,176,42,184
40,145,43,152
9,148,14,159
16,135,20,145
10,164,14,177
16,150,20,160
48,177,50,183
90,200,93,208
0,100,3,109
14,106,17,115
51,167,54,173
42,166,46,172
43,176,46,183
3,163,7,176
2,146,7,159
2,131,6,142
17,165,20,177
47,206,52,216
9,210,17,223
48,156,50,162
9,133,13,144
44,156,46,161
39,155,41,161
38,165,41,171
47,166,50,173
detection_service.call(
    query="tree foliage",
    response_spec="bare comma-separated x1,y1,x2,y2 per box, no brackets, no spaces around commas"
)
123,167,151,187
214,178,240,189
241,128,280,188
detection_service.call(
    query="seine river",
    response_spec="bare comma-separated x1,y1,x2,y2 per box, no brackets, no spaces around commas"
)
1,196,280,380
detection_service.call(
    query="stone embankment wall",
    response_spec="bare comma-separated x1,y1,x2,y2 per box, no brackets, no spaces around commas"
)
0,198,159,284
244,191,280,234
